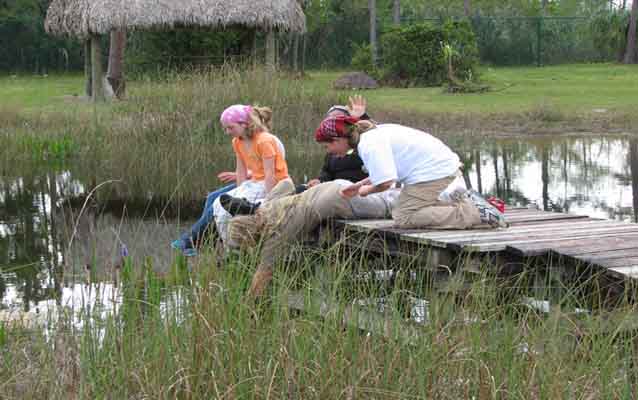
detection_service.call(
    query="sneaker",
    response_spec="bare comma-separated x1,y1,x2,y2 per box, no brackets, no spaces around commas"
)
443,186,468,202
295,184,309,194
219,194,258,216
170,239,198,257
466,190,509,228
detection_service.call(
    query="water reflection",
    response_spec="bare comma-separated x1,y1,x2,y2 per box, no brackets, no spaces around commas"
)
461,136,637,222
0,171,187,313
2,135,638,310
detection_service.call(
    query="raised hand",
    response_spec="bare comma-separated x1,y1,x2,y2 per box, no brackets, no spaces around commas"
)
347,95,367,119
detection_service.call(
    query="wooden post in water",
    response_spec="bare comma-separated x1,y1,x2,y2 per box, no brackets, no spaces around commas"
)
541,146,549,211
91,34,104,102
474,149,482,194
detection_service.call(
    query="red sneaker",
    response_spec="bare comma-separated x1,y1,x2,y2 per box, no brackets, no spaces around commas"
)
487,197,505,213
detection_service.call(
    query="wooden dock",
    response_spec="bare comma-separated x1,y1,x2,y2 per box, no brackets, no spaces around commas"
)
339,207,638,282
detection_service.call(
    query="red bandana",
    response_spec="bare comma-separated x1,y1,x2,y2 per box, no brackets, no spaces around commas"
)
314,116,360,142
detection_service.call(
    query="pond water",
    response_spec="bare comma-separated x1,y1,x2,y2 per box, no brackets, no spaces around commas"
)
2,135,638,315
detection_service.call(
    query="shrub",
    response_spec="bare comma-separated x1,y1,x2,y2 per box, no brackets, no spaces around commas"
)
377,20,480,86
350,43,376,76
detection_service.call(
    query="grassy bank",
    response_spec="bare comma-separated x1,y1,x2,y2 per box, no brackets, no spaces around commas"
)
2,244,637,398
4,62,638,135
314,63,638,135
1,67,338,204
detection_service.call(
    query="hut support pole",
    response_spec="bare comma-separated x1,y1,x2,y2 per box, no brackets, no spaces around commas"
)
265,29,276,69
91,34,104,102
84,39,92,98
252,30,258,66
292,33,299,72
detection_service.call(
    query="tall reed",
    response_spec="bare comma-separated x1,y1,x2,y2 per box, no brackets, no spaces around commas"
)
1,242,636,398
1,65,340,205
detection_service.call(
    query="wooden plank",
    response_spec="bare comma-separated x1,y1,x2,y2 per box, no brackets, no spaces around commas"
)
554,238,638,256
589,258,638,268
474,230,638,253
573,248,638,262
411,225,638,251
340,214,593,238
607,266,638,278
402,220,625,242
509,235,638,257
504,213,590,223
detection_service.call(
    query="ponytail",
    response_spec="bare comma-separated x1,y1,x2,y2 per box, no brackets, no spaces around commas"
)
245,106,273,137
348,120,376,148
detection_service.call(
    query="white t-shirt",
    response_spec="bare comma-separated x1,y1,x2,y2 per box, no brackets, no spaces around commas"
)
357,124,460,185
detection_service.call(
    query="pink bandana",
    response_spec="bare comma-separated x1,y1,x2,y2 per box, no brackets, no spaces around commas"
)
220,104,252,126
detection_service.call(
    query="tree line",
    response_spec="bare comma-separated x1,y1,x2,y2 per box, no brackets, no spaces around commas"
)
1,0,636,75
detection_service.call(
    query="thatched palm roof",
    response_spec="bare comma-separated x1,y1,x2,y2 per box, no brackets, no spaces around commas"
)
45,0,306,38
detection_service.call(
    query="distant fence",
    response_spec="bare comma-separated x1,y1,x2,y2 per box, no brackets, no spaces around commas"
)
303,15,609,69
1,11,624,74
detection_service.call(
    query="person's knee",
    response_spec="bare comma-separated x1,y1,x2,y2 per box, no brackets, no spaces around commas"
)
392,209,412,228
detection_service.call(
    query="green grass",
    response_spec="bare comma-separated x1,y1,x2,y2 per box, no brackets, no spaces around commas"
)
308,63,638,115
4,63,638,116
0,73,89,111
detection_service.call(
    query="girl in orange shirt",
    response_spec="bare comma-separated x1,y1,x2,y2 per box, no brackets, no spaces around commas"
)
212,104,290,245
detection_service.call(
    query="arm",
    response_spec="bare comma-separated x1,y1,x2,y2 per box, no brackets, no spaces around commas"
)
358,179,395,197
217,171,237,183
218,170,252,183
262,157,277,193
340,177,371,198
235,156,248,186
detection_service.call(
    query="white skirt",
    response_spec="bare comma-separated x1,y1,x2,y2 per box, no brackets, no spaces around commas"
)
213,180,267,245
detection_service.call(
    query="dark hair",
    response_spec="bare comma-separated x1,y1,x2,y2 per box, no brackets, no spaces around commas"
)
326,105,370,121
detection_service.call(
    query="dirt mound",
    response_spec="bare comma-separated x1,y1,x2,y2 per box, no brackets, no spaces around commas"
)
333,72,378,90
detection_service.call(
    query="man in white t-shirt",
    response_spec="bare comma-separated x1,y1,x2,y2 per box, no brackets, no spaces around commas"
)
314,116,507,229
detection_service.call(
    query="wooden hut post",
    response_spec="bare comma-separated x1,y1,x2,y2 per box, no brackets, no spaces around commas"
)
84,39,92,97
292,33,299,72
91,34,104,102
265,28,276,69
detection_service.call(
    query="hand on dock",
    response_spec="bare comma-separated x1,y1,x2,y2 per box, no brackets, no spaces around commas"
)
340,183,361,198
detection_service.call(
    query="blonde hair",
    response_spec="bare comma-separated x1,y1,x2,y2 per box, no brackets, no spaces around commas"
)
244,106,273,138
228,215,262,248
348,120,376,148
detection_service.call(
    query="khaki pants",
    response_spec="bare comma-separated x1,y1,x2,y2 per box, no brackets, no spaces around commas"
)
392,176,481,229
263,178,295,202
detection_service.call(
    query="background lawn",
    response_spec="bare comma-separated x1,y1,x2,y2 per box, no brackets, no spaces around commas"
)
1,74,87,111
3,63,638,125
308,63,638,115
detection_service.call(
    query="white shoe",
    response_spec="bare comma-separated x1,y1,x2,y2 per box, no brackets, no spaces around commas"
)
466,190,508,228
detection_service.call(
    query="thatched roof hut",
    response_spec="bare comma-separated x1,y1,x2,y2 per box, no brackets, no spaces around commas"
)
45,0,306,38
